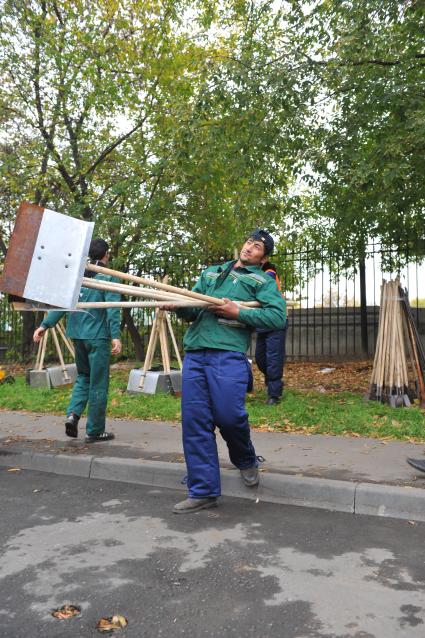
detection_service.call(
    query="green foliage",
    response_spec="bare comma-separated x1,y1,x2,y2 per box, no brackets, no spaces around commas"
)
1,0,423,276
0,0,307,268
288,0,425,260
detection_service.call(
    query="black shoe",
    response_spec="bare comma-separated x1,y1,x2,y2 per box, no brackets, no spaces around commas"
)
240,464,260,487
85,431,115,443
407,458,425,473
266,397,280,405
65,413,79,438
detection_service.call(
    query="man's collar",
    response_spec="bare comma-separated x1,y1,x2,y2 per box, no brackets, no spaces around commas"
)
237,263,264,272
218,259,263,273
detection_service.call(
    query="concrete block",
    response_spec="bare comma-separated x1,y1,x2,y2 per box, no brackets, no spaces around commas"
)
90,457,186,492
168,370,182,395
27,364,77,388
27,369,51,388
126,369,182,395
47,363,77,387
355,482,425,522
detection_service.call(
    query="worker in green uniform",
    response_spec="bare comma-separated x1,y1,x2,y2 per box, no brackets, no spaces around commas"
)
167,229,286,514
33,238,121,443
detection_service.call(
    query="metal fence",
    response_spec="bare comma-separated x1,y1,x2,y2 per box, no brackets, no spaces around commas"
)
279,242,425,360
1,242,424,363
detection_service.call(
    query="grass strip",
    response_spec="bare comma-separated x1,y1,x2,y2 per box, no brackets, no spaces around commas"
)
0,372,424,442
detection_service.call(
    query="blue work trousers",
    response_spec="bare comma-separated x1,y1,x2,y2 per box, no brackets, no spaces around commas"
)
255,326,287,399
182,349,257,499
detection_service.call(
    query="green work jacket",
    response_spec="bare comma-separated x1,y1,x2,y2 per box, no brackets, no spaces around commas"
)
41,273,121,340
178,260,286,353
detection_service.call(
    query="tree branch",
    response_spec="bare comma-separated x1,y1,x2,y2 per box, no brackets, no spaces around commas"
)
301,51,425,68
33,18,76,195
81,118,146,179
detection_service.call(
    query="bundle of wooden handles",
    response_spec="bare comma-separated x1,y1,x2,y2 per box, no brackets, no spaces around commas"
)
78,263,261,309
368,279,425,407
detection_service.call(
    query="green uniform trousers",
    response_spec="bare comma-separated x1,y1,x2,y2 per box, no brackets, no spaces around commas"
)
67,339,111,436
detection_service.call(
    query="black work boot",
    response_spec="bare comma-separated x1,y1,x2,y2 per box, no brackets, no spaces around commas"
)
173,497,218,514
240,464,260,487
85,431,115,443
65,413,79,438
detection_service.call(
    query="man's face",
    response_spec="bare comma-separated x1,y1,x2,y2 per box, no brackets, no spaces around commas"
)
238,237,267,266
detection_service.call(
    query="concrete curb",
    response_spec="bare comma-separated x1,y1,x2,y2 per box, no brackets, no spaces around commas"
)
1,449,425,522
355,483,425,522
0,449,92,477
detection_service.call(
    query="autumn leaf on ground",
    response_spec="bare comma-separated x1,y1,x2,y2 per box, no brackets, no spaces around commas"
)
96,614,128,632
253,360,374,394
51,604,81,619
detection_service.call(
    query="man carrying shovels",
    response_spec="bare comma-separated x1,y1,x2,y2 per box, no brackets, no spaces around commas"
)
33,239,122,443
167,229,287,514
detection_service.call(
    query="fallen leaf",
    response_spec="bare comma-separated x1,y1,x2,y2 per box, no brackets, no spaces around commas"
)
96,614,128,632
52,604,81,619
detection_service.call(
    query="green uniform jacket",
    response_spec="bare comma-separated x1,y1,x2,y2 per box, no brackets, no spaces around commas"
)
178,260,286,353
41,273,121,340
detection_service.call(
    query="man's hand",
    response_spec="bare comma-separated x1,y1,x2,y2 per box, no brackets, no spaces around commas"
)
33,327,46,343
208,298,240,320
111,339,122,355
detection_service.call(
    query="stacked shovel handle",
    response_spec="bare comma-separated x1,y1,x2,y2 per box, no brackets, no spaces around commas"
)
368,279,425,407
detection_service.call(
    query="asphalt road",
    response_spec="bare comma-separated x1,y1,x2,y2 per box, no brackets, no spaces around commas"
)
1,469,425,638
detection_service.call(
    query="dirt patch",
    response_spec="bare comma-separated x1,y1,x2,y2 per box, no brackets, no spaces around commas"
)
253,360,373,394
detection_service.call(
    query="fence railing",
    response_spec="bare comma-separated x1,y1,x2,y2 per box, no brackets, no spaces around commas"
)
279,242,425,359
1,242,424,362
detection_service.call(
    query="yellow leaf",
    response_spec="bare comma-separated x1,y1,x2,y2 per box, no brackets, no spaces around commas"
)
96,614,128,631
112,615,128,628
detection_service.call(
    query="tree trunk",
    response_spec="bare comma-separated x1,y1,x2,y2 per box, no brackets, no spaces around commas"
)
21,312,37,361
122,308,144,361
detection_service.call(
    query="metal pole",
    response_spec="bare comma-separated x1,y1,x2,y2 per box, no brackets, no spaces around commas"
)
359,255,369,356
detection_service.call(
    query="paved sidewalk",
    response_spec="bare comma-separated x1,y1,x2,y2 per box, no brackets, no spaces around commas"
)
1,410,425,521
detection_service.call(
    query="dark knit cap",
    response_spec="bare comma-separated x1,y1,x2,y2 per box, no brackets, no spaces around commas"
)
249,229,274,256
